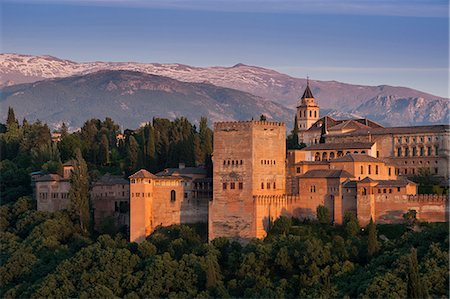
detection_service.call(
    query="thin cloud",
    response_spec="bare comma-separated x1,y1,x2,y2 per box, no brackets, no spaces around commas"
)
5,0,449,18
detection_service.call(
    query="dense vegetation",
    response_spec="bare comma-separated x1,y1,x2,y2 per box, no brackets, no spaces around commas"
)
1,197,448,298
1,108,448,298
0,107,213,205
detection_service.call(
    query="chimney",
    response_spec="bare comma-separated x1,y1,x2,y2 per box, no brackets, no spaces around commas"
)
178,163,185,169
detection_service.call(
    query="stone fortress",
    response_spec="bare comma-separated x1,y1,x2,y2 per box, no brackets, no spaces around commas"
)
34,81,449,243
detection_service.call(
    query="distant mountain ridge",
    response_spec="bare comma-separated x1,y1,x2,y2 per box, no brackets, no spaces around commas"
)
0,70,294,130
0,53,448,127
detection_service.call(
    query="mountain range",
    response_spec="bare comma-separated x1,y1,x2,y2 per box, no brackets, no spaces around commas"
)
0,53,448,129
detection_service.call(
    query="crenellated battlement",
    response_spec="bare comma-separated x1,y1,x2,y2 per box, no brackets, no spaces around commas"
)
214,120,285,130
408,194,448,202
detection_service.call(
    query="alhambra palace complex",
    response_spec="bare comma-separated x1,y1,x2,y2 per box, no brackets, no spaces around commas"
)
34,82,449,243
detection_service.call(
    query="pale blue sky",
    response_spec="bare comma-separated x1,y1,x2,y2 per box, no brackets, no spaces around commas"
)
1,0,449,97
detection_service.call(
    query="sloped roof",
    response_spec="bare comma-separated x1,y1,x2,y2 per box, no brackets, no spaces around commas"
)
301,83,314,99
302,142,374,151
328,120,372,132
375,179,416,187
93,173,128,186
331,154,384,163
359,177,377,183
129,169,157,179
299,169,355,179
156,167,207,177
35,173,65,182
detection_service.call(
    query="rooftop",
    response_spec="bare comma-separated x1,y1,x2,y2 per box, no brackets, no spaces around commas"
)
129,169,157,179
35,173,66,182
331,154,385,163
302,142,374,151
299,169,355,179
93,173,128,186
156,167,207,177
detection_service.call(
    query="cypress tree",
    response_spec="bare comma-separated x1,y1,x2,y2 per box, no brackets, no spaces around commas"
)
407,248,428,299
127,135,140,174
6,106,18,127
99,134,110,165
367,218,380,257
69,149,90,232
146,124,156,171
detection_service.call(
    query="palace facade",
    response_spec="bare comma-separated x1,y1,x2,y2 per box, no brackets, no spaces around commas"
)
34,82,449,243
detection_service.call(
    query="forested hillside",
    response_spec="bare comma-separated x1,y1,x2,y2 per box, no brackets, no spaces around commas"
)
0,107,448,298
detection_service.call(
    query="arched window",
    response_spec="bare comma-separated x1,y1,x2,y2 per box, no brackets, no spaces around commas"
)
322,152,328,161
314,111,317,118
309,110,312,117
329,152,335,159
314,152,321,161
360,166,364,175
170,190,176,202
261,182,264,189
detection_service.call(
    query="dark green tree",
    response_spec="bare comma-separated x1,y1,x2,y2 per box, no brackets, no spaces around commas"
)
145,124,157,171
126,135,140,174
98,134,110,165
6,106,18,127
316,205,331,224
367,218,380,257
343,211,360,236
69,148,90,232
407,248,427,299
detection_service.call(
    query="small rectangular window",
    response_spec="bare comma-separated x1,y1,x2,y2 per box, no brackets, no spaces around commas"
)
230,182,235,189
223,183,227,190
238,182,243,189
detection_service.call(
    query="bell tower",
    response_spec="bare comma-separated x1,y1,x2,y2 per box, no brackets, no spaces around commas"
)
296,78,320,137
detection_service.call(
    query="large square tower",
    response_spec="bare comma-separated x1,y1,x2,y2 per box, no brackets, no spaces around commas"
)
209,120,286,241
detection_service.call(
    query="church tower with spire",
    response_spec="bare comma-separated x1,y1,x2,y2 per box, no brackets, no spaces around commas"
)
296,78,320,139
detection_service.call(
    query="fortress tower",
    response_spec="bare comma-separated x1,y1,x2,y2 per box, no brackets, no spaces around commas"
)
296,79,320,142
209,120,286,241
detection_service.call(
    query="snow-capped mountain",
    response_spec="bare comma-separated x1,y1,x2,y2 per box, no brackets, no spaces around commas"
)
1,53,448,126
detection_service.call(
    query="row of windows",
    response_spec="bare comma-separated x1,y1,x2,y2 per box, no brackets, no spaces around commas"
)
299,110,318,118
99,185,126,189
131,190,177,201
403,160,438,165
397,136,439,144
39,192,68,200
222,182,244,190
261,160,276,165
360,165,384,175
400,168,439,175
98,191,128,197
223,160,243,166
396,146,438,157
314,151,366,161
261,182,276,189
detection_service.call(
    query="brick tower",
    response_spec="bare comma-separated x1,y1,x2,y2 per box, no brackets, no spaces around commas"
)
297,78,320,142
209,120,286,241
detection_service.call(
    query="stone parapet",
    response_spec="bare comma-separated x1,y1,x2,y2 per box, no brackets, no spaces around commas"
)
214,120,285,130
408,194,448,202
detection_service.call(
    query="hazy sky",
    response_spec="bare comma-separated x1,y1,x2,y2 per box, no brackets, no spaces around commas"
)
1,0,449,97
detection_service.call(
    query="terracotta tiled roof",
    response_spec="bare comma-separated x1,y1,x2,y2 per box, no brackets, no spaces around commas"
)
302,142,374,151
331,125,449,137
375,179,416,187
93,173,128,186
328,120,372,132
35,173,65,182
299,169,355,178
156,167,207,177
331,154,384,163
129,169,157,179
